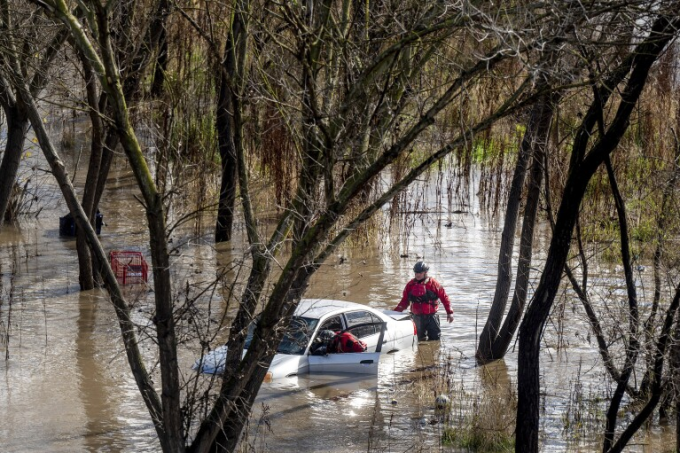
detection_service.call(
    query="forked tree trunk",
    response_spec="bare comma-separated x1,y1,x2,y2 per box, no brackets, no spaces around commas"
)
476,93,555,364
489,96,555,359
75,53,104,290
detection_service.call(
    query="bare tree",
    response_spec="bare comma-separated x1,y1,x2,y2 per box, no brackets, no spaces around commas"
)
476,90,558,364
0,1,67,224
516,11,680,452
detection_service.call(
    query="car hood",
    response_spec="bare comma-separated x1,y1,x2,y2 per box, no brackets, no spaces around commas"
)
192,346,303,378
192,345,229,374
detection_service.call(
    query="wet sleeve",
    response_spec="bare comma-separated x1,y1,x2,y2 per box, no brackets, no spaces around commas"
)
434,279,453,315
394,282,410,312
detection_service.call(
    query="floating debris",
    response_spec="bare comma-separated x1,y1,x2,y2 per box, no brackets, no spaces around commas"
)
435,395,450,410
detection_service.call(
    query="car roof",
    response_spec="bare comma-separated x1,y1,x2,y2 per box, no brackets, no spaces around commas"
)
294,298,376,320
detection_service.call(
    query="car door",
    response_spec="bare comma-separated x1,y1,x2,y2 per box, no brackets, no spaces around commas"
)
381,309,415,347
307,316,386,375
307,351,380,374
343,310,384,352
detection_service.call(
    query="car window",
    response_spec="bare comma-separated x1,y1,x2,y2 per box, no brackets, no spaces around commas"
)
244,316,319,355
320,316,343,332
278,317,319,354
344,311,381,338
309,316,344,355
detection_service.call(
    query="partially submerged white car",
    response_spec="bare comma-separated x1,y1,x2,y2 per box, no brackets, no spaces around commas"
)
193,299,417,379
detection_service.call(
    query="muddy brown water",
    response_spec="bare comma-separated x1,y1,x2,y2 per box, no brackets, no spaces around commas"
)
0,150,675,452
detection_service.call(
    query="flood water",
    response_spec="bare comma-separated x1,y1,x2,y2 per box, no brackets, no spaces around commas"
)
0,143,675,452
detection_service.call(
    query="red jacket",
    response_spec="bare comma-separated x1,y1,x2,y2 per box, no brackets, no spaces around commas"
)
394,277,452,315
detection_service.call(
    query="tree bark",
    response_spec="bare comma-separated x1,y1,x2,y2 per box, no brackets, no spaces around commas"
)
477,92,556,363
74,51,104,290
0,95,29,223
602,156,639,452
150,21,168,98
214,71,238,242
215,0,249,243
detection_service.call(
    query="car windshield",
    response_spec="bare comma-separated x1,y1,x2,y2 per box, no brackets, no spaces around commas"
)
244,316,319,355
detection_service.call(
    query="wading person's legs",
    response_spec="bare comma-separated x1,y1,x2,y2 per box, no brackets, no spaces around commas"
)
413,314,428,341
425,314,441,341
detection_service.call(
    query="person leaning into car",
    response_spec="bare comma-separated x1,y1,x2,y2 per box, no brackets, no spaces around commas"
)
394,261,454,341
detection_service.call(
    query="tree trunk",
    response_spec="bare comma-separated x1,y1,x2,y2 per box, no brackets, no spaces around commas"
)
0,97,29,224
214,68,238,243
601,156,640,452
490,95,555,360
214,0,248,244
150,21,168,98
477,92,555,364
92,129,117,212
75,52,105,290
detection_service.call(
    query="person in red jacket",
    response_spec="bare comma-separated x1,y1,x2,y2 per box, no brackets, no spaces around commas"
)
394,261,454,341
